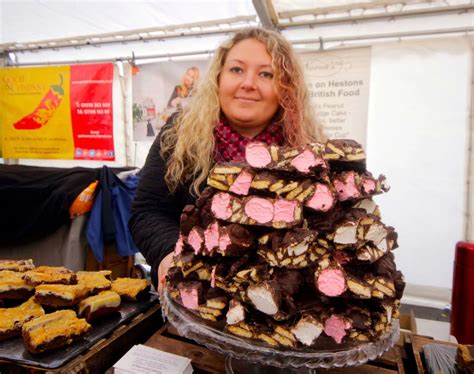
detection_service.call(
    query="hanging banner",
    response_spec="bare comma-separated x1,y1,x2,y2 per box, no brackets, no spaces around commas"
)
132,59,209,141
300,47,371,148
0,63,114,160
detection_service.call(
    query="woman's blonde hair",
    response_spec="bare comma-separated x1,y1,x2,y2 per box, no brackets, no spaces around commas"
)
177,66,200,97
161,27,325,196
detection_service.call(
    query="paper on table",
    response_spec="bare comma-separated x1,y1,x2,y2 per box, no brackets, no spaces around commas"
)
113,344,193,374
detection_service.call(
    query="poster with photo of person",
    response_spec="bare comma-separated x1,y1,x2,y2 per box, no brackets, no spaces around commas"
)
132,59,209,141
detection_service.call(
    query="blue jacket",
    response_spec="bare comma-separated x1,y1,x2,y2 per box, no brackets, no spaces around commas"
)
87,166,139,262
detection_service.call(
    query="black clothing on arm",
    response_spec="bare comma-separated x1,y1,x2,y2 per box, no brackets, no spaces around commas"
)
128,126,195,288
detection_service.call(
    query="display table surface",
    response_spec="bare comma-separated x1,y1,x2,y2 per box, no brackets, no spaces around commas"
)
158,289,401,373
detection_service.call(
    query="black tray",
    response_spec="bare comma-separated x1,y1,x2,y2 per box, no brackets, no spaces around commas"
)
0,294,159,369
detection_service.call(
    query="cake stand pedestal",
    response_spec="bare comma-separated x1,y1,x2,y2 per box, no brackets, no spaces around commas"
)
161,289,400,373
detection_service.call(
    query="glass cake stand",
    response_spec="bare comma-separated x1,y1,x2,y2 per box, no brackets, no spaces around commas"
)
161,289,400,373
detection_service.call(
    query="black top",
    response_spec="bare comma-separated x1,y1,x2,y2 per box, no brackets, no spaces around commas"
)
129,127,196,287
0,165,100,245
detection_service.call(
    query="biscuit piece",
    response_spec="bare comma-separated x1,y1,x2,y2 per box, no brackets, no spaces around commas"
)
23,266,76,286
457,344,474,373
0,270,35,300
35,284,89,307
76,271,112,294
0,297,44,341
78,291,121,322
22,310,91,354
0,259,35,272
111,278,150,301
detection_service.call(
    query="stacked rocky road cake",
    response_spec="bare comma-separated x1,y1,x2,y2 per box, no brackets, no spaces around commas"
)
166,139,405,349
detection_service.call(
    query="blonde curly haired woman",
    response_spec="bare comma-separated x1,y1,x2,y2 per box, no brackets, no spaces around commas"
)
129,27,325,290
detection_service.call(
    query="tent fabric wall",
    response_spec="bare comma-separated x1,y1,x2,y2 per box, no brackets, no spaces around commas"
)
367,37,471,290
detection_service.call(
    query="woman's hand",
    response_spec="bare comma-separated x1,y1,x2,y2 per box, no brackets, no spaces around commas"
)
157,252,174,293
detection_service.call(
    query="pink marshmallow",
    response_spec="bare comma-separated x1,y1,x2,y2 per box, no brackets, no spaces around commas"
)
324,315,352,344
244,197,274,223
204,222,219,252
180,288,199,310
290,149,317,173
229,170,253,195
211,192,232,219
273,199,297,223
306,183,334,212
245,142,272,168
334,172,360,201
218,232,231,253
188,228,203,255
316,268,346,297
362,178,376,194
174,235,184,255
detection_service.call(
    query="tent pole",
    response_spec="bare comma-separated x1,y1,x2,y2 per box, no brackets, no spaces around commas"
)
8,27,474,67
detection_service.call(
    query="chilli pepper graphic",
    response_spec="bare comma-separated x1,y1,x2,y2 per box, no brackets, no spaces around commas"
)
13,74,64,130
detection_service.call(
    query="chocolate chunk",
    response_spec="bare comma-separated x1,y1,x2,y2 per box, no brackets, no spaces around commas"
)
393,270,406,299
346,274,373,299
166,266,184,286
332,171,389,202
185,221,255,257
218,224,255,256
346,307,371,330
211,192,303,229
180,205,200,235
373,252,396,277
324,139,366,172
245,142,328,176
273,269,303,295
356,244,386,263
257,228,325,269
195,187,215,208
371,277,396,298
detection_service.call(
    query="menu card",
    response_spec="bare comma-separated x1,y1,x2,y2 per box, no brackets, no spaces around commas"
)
114,344,193,374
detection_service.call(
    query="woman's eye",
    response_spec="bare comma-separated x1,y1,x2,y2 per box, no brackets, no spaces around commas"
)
260,71,274,79
230,67,243,74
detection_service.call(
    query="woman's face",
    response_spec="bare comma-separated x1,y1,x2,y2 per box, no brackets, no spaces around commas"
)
183,69,196,88
218,38,279,138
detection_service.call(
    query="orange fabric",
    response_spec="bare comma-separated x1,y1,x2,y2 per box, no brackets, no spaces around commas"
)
69,180,98,218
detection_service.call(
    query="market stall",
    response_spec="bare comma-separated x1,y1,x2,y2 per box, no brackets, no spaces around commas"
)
0,1,473,373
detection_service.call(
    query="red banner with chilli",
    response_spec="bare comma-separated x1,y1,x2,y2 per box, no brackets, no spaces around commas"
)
0,63,115,160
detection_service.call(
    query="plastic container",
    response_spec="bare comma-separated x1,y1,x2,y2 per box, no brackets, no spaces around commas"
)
450,241,474,344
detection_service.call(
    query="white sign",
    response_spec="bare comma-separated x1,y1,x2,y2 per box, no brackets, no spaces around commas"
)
114,344,193,374
300,47,372,148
